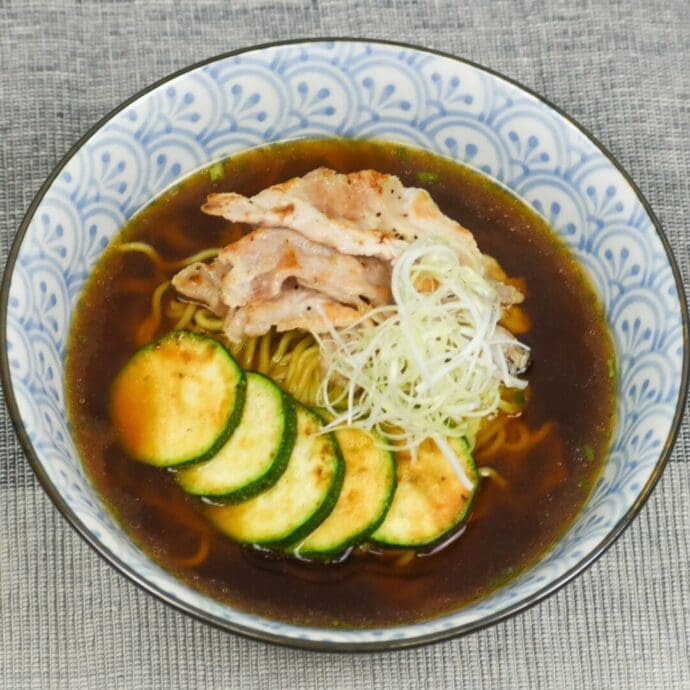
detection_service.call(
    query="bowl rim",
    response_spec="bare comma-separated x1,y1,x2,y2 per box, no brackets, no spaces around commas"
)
1,37,688,652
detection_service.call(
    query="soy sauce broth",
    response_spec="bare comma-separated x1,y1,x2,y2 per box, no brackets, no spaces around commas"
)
66,139,615,627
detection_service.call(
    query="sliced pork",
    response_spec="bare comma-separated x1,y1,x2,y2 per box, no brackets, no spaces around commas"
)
223,287,366,341
172,227,392,341
174,168,523,342
201,168,484,270
171,261,229,316
214,228,391,308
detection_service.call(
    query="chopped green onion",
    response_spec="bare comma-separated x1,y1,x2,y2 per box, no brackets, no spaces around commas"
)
208,162,225,181
513,390,525,404
417,171,440,184
607,357,615,379
583,444,594,462
316,238,530,489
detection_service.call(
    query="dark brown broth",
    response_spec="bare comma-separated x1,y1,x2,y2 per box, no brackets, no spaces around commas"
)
66,139,615,627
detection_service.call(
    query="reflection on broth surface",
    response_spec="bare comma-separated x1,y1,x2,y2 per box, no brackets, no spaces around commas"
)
66,139,615,626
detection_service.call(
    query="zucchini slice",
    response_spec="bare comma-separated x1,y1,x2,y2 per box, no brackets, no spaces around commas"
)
110,331,245,467
371,437,477,548
175,372,296,501
205,405,343,546
295,428,395,559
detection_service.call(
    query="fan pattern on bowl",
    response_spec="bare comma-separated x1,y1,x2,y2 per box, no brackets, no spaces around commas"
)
6,41,684,645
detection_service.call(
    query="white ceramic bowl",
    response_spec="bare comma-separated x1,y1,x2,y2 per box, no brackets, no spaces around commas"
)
2,39,687,650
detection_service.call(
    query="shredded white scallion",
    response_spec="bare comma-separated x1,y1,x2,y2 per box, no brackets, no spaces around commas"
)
315,237,530,486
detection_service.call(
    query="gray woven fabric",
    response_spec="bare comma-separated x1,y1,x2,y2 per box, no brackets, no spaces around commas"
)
1,0,689,688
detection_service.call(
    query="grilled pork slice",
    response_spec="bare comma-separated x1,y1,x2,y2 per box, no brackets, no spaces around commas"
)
215,227,390,309
172,227,392,332
171,261,229,316
174,169,524,342
224,287,366,341
201,168,484,269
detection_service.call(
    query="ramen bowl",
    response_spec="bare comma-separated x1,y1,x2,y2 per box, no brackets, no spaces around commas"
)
2,39,687,650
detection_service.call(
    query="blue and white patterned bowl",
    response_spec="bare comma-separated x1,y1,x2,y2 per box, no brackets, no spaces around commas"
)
2,39,687,650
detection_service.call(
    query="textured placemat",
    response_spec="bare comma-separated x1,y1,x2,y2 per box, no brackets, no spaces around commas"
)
1,1,688,688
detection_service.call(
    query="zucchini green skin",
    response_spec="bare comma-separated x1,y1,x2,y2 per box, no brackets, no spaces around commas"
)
205,404,344,547
295,428,396,560
110,330,246,467
370,437,478,548
280,428,344,547
175,372,296,502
